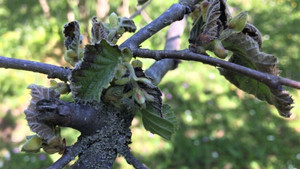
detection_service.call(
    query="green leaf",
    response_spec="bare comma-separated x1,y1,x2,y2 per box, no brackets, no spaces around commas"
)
221,33,294,117
140,103,177,140
70,40,122,102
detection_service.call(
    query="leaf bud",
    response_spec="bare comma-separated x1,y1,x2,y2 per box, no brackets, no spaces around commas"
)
21,135,42,153
228,11,248,33
213,39,228,59
134,87,146,105
131,59,143,68
200,0,210,21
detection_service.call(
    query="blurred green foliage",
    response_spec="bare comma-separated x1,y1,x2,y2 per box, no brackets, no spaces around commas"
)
0,0,299,169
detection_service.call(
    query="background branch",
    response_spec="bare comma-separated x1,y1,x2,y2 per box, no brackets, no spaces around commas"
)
134,49,300,90
145,16,186,84
129,0,152,19
0,56,70,82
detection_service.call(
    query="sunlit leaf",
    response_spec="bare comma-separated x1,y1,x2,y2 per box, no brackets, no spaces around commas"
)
140,103,177,140
70,40,122,102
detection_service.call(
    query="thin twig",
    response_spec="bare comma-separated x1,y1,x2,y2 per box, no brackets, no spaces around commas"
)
129,0,152,19
122,147,148,169
47,138,84,169
133,49,300,90
0,56,70,82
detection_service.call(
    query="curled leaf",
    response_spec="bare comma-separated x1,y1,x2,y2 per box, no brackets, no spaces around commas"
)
242,23,262,48
91,16,108,44
189,0,230,51
221,33,294,117
201,0,230,44
63,21,83,65
25,85,60,140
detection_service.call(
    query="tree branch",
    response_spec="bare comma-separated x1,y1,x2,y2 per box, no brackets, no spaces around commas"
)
0,56,70,82
36,99,106,135
122,147,147,169
133,49,300,90
120,1,199,49
129,0,152,19
47,138,84,169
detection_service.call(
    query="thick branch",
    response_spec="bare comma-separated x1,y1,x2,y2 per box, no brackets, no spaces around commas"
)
36,99,104,135
133,49,300,90
0,56,70,82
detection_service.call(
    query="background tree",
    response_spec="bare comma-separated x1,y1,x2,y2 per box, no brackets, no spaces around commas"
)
0,0,300,168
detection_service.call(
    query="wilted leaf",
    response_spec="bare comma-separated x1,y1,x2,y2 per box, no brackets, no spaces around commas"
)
63,21,82,53
25,85,60,140
221,33,294,117
189,0,230,50
70,39,122,102
201,0,230,44
140,103,177,140
134,67,163,115
91,16,108,44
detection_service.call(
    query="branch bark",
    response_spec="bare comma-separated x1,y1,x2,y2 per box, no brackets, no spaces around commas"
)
133,49,300,90
0,56,70,82
120,1,197,50
47,138,85,169
122,147,147,169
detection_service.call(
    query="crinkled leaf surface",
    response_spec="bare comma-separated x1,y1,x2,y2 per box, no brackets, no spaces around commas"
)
25,85,60,140
221,33,293,117
189,0,230,48
70,40,122,102
63,21,81,52
140,103,177,140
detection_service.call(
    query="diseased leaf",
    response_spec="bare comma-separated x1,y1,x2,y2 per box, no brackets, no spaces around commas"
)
63,21,82,53
189,0,230,52
140,103,177,140
63,21,83,65
221,33,294,117
134,67,163,115
25,85,60,140
242,23,262,48
91,16,108,44
70,39,122,102
201,0,230,45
